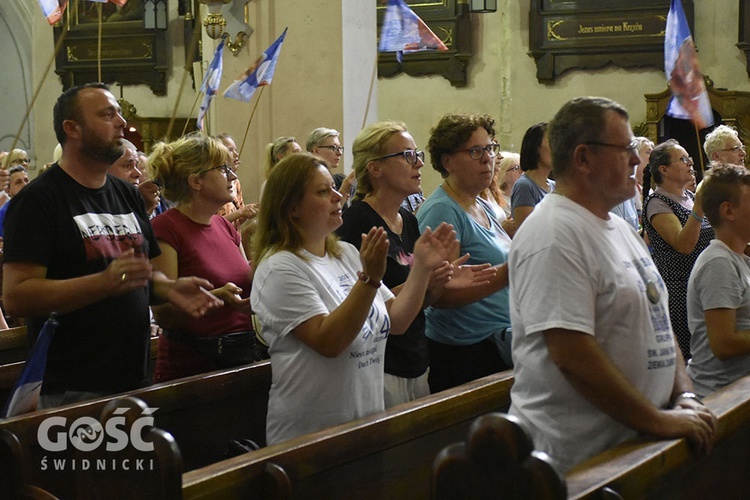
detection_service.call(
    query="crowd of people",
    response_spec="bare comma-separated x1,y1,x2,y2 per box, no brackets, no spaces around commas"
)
3,82,750,474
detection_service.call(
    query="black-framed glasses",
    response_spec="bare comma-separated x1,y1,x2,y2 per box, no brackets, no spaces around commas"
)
671,156,694,166
317,145,345,154
196,163,236,177
721,145,746,153
453,143,501,160
372,149,425,166
586,138,640,155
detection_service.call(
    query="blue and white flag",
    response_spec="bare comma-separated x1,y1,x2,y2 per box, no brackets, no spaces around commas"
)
664,0,713,129
223,28,288,103
197,38,225,131
379,0,448,63
3,315,58,418
37,0,68,25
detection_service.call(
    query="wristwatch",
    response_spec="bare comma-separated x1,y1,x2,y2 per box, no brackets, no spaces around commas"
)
357,271,382,289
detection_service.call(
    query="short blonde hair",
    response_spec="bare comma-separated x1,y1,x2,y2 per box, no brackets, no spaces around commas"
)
148,132,228,204
352,121,408,201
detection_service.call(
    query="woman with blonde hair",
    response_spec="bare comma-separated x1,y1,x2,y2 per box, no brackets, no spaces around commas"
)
4,149,30,169
251,152,459,444
149,132,259,382
338,121,492,406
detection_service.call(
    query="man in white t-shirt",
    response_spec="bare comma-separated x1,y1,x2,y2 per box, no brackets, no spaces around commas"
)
687,163,750,397
509,96,717,473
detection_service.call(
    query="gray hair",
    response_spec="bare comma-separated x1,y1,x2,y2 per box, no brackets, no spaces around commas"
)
703,125,740,158
306,127,339,152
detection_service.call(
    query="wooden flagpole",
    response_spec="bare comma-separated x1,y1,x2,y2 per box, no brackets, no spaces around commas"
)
97,2,103,82
361,58,378,129
167,19,203,139
694,123,705,177
7,1,73,159
239,85,265,158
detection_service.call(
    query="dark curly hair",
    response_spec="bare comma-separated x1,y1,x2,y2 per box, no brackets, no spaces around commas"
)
427,113,496,178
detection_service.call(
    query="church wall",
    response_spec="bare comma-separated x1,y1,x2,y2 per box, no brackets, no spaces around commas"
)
378,0,750,197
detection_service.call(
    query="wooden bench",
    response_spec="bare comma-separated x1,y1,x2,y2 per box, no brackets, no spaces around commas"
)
0,335,160,405
0,360,272,498
566,373,750,499
181,369,515,500
0,326,29,365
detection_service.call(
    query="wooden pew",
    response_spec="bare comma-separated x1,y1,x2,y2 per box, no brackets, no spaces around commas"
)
0,326,29,364
0,335,160,405
0,360,272,498
566,373,750,499
182,369,515,500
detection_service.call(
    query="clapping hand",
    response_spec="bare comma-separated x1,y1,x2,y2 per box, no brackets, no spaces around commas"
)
167,277,224,318
359,226,389,283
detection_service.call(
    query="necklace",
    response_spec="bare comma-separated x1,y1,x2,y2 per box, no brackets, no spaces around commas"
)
364,197,403,236
443,181,490,229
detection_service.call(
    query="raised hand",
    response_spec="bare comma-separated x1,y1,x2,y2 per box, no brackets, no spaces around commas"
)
413,223,458,273
359,226,389,282
444,254,496,289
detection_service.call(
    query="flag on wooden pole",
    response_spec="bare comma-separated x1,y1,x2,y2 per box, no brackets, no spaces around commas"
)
664,0,713,129
223,28,288,103
197,38,226,131
379,0,448,63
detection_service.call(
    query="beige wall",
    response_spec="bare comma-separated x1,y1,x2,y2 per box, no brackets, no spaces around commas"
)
378,0,750,198
26,0,750,199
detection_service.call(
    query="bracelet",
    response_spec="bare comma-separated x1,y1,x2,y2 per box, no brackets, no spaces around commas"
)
357,271,381,289
673,391,704,406
690,211,702,222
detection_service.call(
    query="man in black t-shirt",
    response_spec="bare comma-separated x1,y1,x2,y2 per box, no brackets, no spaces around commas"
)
2,83,222,409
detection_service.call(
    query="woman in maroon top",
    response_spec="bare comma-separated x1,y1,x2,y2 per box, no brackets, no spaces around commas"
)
149,132,257,382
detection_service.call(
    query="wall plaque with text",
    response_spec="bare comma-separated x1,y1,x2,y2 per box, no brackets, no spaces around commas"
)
529,0,694,83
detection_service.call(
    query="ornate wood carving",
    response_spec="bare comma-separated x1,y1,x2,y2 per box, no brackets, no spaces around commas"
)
54,0,169,95
529,0,694,84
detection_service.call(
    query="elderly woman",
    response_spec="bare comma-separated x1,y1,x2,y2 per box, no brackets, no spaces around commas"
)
4,149,30,169
643,139,714,360
511,122,554,228
149,132,258,382
337,121,493,407
416,113,513,393
480,151,521,237
251,152,458,444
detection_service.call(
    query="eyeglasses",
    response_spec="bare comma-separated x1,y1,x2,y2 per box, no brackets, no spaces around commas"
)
317,145,345,154
453,143,501,160
671,156,694,166
196,164,236,178
509,165,521,172
721,145,746,153
586,138,640,155
372,149,425,166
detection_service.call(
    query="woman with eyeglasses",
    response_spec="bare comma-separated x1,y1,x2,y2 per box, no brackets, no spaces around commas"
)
416,113,514,393
511,122,554,229
337,121,494,407
643,138,715,361
480,151,521,238
4,149,31,169
307,127,356,205
251,152,459,444
148,132,261,382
